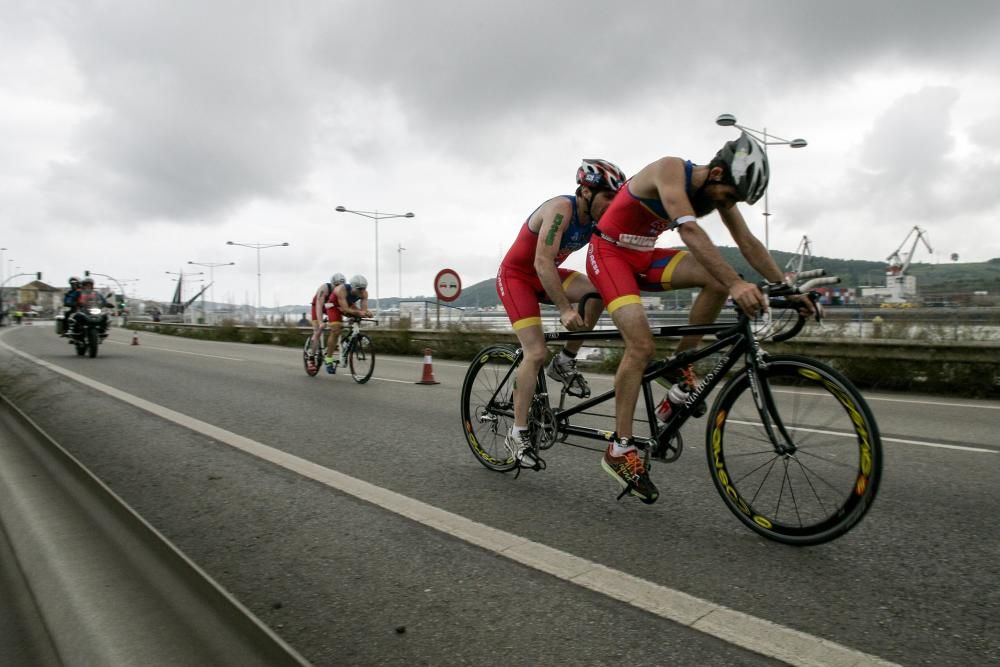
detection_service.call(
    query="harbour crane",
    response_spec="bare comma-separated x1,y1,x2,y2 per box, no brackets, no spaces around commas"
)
886,226,933,277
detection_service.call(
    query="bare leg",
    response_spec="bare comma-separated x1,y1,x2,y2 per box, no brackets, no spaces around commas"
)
310,321,322,355
327,322,342,358
668,255,728,354
512,325,547,429
562,275,604,356
610,303,655,439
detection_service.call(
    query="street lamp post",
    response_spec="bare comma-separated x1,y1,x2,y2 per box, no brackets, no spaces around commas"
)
188,260,235,322
715,114,807,251
397,242,406,300
335,206,415,314
225,241,289,321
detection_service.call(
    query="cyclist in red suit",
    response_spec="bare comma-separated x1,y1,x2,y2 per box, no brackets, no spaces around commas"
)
587,132,813,503
308,273,345,374
497,159,626,469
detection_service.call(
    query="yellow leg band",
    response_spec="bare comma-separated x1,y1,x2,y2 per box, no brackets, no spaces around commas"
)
607,294,642,314
561,271,581,291
659,251,689,290
513,316,543,331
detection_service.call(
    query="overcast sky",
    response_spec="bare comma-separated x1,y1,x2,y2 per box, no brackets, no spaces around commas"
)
3,1,1000,307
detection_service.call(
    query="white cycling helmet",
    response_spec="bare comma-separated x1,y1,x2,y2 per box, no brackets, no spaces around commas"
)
331,272,345,285
713,131,770,205
349,274,368,290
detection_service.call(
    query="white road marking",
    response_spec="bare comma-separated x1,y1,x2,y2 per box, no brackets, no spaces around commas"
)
1,338,898,667
106,340,244,361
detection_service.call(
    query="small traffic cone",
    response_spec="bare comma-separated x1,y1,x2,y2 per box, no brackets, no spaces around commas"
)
131,332,140,346
416,347,440,385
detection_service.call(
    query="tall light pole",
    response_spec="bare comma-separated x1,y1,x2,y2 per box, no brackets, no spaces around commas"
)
397,242,406,300
335,206,415,314
225,241,288,320
188,260,235,321
715,114,807,251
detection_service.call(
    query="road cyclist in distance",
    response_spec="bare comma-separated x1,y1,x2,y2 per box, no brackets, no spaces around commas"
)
586,131,814,503
496,158,626,471
307,273,346,374
324,274,373,373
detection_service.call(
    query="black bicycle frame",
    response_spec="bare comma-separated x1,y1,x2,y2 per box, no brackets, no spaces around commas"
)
486,315,792,452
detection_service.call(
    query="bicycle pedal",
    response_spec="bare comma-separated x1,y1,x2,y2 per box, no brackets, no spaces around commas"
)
515,451,545,473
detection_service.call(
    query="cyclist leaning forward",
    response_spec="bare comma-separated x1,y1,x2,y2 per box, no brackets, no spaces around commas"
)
326,274,373,373
497,159,626,469
586,131,813,503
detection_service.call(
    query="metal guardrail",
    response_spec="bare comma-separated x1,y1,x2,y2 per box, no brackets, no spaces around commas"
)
0,396,311,666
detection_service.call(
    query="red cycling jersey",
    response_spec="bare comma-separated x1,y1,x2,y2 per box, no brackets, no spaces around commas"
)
586,167,696,313
497,195,591,330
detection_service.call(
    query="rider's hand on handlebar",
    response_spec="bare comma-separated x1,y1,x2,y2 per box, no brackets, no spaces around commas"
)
559,308,585,331
730,280,768,315
788,293,818,318
362,309,373,318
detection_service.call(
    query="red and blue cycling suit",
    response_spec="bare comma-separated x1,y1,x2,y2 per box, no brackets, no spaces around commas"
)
496,195,590,330
586,161,694,314
311,283,362,323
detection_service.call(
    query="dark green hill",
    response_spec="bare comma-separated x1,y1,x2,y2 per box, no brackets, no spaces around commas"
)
448,249,1000,308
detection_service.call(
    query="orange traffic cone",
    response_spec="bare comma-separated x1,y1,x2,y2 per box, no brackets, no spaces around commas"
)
131,332,139,346
416,347,440,385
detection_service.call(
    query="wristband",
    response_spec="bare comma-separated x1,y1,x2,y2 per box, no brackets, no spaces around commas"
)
674,215,696,226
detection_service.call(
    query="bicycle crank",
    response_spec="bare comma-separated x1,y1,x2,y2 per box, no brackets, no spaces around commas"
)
529,399,559,451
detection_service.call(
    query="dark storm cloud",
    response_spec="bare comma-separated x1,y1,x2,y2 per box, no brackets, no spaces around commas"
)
318,0,1000,128
30,0,1000,226
42,2,319,222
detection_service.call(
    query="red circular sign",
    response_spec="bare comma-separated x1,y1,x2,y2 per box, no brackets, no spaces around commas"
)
434,268,462,302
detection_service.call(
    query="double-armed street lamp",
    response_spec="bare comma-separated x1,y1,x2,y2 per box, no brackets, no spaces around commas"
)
187,260,235,316
715,114,807,251
335,206,414,314
225,241,288,320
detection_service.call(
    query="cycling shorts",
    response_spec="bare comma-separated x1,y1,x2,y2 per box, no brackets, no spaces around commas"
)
496,265,583,331
585,236,688,315
311,297,340,324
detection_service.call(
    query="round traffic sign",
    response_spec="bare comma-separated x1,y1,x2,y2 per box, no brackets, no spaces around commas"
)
434,268,462,302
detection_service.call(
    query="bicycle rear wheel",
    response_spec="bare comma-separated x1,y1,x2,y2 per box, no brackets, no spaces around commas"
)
348,334,375,383
303,335,320,377
707,354,882,545
460,345,518,472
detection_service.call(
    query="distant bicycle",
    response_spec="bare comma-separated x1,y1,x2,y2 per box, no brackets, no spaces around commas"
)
303,317,377,384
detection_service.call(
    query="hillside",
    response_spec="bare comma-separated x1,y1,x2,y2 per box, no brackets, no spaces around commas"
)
447,249,1000,308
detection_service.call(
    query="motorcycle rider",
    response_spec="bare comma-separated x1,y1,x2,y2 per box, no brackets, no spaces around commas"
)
70,277,110,338
59,276,81,336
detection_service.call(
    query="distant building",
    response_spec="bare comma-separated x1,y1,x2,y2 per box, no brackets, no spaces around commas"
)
3,280,62,316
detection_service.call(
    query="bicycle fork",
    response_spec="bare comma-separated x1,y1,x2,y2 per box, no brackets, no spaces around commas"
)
746,363,797,455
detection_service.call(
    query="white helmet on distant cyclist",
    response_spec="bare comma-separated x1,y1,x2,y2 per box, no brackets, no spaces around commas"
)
712,131,770,205
349,274,368,290
331,272,345,285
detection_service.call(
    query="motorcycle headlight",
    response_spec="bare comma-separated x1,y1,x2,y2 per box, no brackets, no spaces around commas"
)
88,308,102,315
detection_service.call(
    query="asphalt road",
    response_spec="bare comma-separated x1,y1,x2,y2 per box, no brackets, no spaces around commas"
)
1,324,997,666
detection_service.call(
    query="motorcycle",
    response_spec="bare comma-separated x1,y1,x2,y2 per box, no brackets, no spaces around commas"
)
65,306,110,358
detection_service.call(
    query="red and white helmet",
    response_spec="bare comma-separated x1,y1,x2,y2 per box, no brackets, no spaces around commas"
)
576,159,626,192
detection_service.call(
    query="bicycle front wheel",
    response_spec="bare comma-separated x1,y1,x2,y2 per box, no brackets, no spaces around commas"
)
348,334,375,383
460,345,518,472
707,354,882,546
